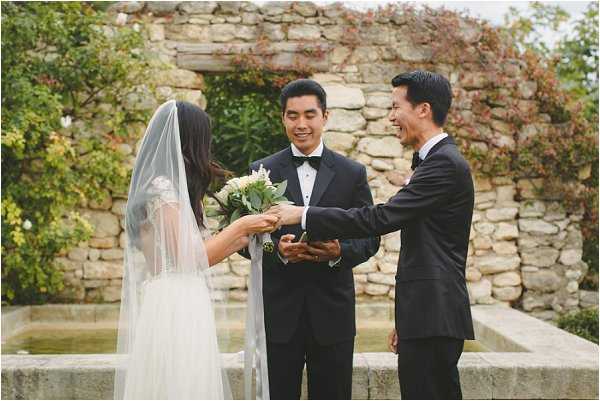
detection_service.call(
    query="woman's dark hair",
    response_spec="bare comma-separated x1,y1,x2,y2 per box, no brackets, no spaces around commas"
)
176,101,228,228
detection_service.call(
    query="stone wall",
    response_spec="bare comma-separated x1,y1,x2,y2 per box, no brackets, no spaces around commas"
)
54,1,592,320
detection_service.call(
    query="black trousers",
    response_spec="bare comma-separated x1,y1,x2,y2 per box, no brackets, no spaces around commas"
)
266,308,354,399
397,336,464,400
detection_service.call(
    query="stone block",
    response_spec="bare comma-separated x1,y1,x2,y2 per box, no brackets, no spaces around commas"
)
520,247,559,267
519,200,546,218
367,119,395,136
82,211,120,238
210,274,246,290
493,223,519,240
473,255,520,274
363,353,401,400
56,257,83,272
519,219,559,235
231,260,250,276
486,207,518,222
322,85,365,109
522,270,562,292
323,131,356,152
83,261,123,280
580,290,599,308
492,271,521,287
100,249,124,261
492,285,522,301
357,136,402,158
287,24,321,40
354,259,377,274
364,283,390,296
67,247,89,262
155,68,203,89
366,92,392,109
467,279,492,303
325,109,366,132
559,249,582,266
371,159,393,171
89,237,118,249
367,272,395,286
177,54,235,72
492,241,517,255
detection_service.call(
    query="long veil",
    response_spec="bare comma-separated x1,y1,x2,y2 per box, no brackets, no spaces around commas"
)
114,100,231,399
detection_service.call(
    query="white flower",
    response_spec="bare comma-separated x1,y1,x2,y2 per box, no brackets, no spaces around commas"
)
60,115,72,128
216,164,274,205
132,23,140,32
22,220,32,230
115,13,128,26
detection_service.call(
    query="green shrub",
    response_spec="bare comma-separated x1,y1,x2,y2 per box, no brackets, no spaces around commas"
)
1,2,151,304
204,71,305,176
557,308,599,344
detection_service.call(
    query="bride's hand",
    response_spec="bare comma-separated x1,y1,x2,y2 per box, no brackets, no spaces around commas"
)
236,214,279,235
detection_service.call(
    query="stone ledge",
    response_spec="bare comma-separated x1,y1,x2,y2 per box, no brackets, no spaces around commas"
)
2,305,597,399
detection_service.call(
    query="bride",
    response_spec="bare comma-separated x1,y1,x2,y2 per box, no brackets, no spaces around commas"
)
114,100,278,399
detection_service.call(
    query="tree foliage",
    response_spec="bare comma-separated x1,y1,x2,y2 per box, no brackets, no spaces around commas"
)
204,69,305,176
1,2,151,304
504,2,599,277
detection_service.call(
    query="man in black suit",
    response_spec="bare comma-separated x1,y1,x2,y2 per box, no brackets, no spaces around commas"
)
248,79,380,399
270,71,475,399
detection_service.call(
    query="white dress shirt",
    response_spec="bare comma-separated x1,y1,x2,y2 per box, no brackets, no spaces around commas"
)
292,141,322,206
281,142,341,267
419,132,448,161
302,132,449,228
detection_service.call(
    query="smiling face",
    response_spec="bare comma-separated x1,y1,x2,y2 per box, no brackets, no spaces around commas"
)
282,95,328,155
388,86,430,150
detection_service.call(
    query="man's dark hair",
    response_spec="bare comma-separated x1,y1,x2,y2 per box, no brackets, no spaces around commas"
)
391,70,452,126
280,79,327,114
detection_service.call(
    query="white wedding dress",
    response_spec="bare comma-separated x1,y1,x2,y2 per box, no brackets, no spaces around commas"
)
114,101,231,400
122,185,226,399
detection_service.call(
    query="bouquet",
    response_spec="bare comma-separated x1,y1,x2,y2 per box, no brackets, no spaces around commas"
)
208,165,291,252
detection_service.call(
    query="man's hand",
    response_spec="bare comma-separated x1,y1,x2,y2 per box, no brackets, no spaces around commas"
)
278,234,309,263
388,328,398,354
267,204,304,227
304,240,341,263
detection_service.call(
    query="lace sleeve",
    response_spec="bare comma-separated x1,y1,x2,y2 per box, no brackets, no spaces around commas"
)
146,176,179,219
142,176,181,275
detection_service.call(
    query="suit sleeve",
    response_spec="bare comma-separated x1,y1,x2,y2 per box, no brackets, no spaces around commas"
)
336,166,381,269
307,153,457,241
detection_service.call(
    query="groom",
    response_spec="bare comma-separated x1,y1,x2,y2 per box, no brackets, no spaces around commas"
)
270,71,475,399
244,79,380,399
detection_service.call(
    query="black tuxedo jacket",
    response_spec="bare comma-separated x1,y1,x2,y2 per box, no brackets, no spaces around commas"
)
249,146,380,346
306,136,475,340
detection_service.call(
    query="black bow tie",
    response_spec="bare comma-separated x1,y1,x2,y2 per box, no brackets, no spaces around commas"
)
292,155,321,170
411,152,422,170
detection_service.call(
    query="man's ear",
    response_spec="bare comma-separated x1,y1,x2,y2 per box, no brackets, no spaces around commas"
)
322,109,329,122
418,103,432,119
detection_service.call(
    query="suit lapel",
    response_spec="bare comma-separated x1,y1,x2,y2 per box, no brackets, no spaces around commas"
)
279,148,304,206
309,147,335,206
425,135,455,159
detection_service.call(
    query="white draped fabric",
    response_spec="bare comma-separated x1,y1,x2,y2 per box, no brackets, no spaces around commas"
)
114,100,231,399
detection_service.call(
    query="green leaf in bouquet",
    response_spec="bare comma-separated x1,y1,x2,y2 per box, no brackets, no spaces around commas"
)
274,180,287,198
217,218,228,231
275,199,294,205
248,190,262,211
240,194,252,211
204,207,222,218
229,209,241,224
